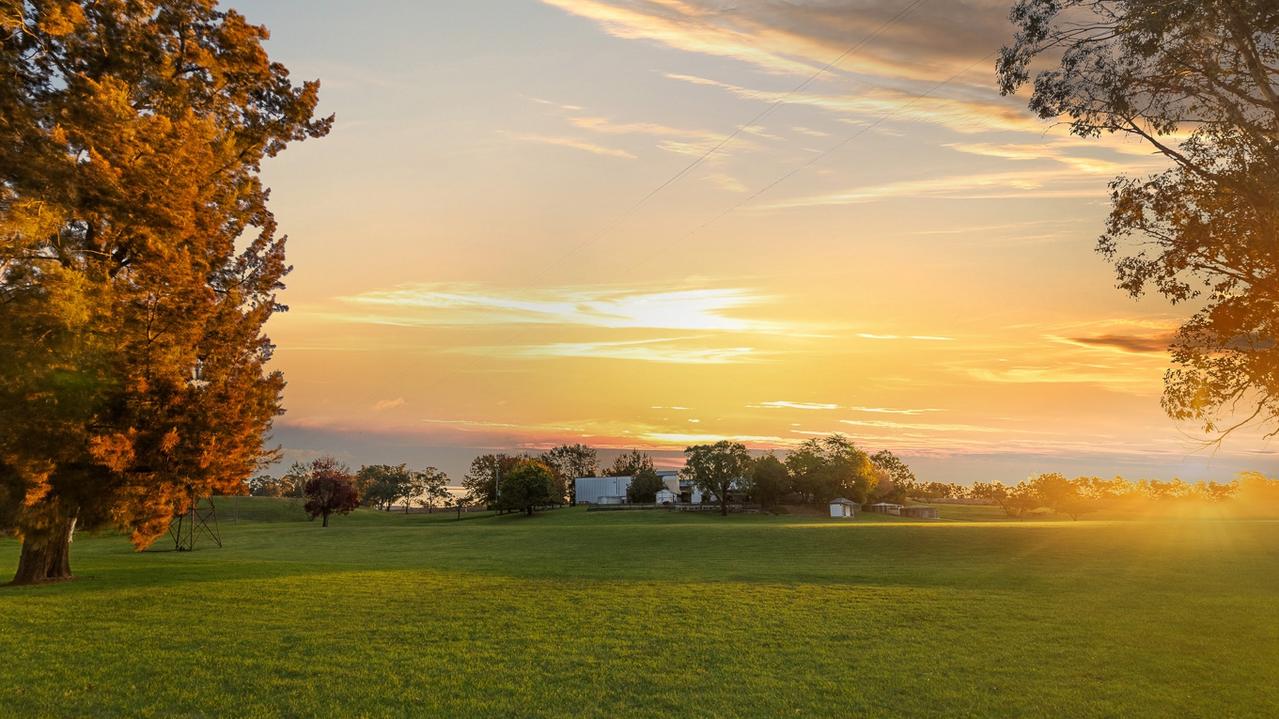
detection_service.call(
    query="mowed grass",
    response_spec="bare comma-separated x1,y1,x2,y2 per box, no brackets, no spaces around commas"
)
2,499,1277,718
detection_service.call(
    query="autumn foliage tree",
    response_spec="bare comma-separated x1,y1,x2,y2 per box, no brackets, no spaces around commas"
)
302,457,360,528
0,2,329,583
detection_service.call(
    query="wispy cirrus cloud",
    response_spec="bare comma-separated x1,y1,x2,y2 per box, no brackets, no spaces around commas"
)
762,170,1108,209
1055,334,1175,354
539,0,1012,83
663,73,1046,136
330,284,789,333
500,131,636,159
849,406,944,415
857,333,955,341
749,400,839,410
491,337,761,365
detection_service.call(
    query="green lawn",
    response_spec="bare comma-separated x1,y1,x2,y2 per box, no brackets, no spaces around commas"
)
2,498,1276,718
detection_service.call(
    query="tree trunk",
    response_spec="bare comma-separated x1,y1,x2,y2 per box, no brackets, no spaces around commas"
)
11,515,77,586
322,511,330,528
526,506,533,516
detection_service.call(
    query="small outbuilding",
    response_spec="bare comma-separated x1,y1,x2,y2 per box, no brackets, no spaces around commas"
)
829,497,858,518
900,506,940,519
867,502,903,516
655,488,678,505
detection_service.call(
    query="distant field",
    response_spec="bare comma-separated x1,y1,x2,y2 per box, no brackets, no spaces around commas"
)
2,498,1276,717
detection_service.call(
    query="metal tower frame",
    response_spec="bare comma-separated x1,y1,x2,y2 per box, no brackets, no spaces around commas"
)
168,491,222,552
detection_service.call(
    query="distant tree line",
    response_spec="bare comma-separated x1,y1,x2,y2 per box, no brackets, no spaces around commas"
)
248,458,455,516
249,442,1279,525
933,472,1279,519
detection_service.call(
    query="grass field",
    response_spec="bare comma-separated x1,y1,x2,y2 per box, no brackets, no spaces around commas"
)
2,499,1277,718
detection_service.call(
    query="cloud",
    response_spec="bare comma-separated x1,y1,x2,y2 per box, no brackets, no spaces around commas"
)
763,170,1108,209
540,0,1013,83
663,72,1047,136
946,141,1131,175
372,398,406,411
838,418,1025,434
332,284,789,333
500,131,636,159
792,126,830,138
849,406,944,415
641,432,797,446
704,172,748,192
1058,334,1175,354
749,401,839,410
964,365,1157,387
494,337,760,364
857,333,955,341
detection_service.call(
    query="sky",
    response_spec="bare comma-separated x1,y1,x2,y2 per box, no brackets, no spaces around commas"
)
230,0,1278,484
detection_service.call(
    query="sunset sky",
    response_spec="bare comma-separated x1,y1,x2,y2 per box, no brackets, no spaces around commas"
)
235,0,1277,483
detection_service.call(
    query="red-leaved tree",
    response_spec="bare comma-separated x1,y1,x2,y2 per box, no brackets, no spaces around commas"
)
302,458,360,528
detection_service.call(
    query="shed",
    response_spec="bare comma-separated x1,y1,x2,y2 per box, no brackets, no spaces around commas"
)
901,506,939,519
655,488,678,505
829,497,858,518
867,502,903,515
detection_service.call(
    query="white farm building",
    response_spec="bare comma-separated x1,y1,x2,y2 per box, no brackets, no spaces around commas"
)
575,471,709,505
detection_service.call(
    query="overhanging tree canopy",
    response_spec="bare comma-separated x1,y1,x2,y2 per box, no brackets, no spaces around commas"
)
0,0,330,584
999,0,1279,439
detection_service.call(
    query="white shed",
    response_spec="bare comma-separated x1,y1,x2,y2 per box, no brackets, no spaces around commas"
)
655,488,678,505
829,497,858,518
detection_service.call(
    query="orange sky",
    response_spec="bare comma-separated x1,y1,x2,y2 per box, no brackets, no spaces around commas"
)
232,0,1277,483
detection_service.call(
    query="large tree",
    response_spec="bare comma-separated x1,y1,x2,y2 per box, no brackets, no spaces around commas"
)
496,459,556,517
785,435,878,504
540,443,598,504
870,450,917,501
749,453,789,508
999,0,1279,439
681,441,751,516
461,453,524,508
0,1,329,584
355,464,413,511
605,449,654,477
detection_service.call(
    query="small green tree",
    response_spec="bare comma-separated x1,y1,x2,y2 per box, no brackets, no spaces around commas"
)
870,450,916,500
749,454,789,508
462,453,524,508
627,467,666,503
356,464,412,511
682,441,752,516
496,460,556,516
416,468,451,513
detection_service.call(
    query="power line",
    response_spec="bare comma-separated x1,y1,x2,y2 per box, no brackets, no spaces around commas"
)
553,0,932,262
677,51,1000,241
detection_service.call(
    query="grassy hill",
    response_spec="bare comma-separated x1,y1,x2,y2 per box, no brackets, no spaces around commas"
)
1,498,1276,717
